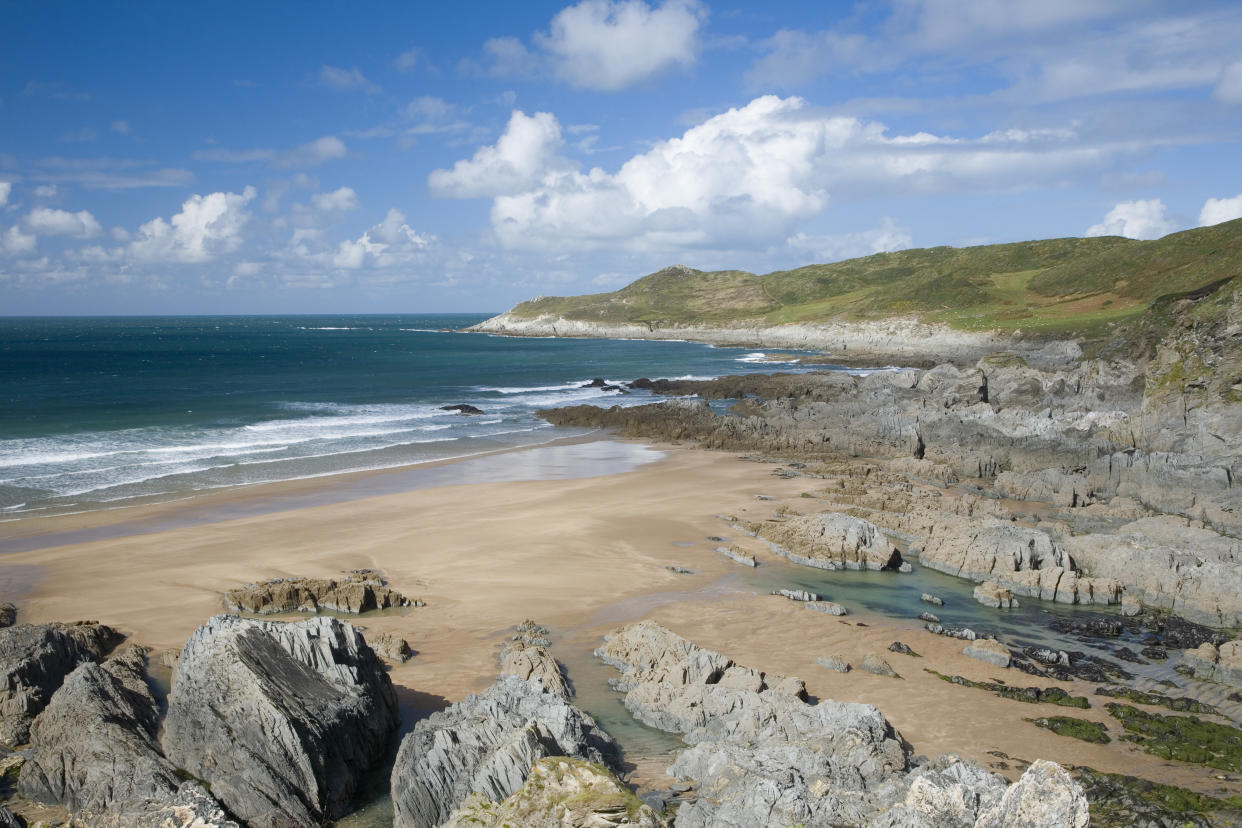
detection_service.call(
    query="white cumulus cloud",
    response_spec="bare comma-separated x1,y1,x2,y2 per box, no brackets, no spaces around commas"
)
1200,193,1242,226
1085,199,1177,240
129,187,256,263
461,95,1111,253
0,182,10,207
23,207,102,238
429,110,568,198
785,218,913,262
537,0,705,91
332,208,433,270
2,226,37,256
311,187,360,212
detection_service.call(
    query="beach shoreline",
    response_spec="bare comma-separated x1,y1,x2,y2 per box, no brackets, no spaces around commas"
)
0,431,1234,806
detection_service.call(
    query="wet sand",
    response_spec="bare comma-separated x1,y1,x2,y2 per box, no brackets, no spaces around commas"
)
0,436,1235,802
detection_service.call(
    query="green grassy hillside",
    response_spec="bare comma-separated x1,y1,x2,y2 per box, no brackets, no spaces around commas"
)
505,219,1242,340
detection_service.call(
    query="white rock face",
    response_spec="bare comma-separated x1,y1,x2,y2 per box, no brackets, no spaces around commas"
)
973,759,1089,828
753,512,902,571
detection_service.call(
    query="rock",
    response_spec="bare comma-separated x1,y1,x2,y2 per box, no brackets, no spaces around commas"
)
582,378,609,388
225,569,418,615
1183,640,1242,688
440,403,485,414
973,581,1019,610
442,757,665,828
390,675,617,828
751,512,903,571
19,646,183,814
815,655,851,673
1120,594,1142,617
974,759,1089,827
716,545,756,567
861,652,900,678
162,614,398,828
0,805,19,828
899,562,914,573
889,642,919,657
500,621,569,699
0,603,15,628
877,756,1008,827
919,612,941,624
774,588,820,602
368,630,413,663
805,601,849,616
0,621,120,746
70,781,241,828
963,639,1012,668
665,565,694,574
926,623,978,641
922,593,944,606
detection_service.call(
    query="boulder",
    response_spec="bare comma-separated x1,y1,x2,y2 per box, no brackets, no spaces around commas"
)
805,601,849,616
1184,641,1242,688
963,639,1011,669
0,603,15,628
861,652,900,678
921,594,944,606
162,614,398,828
774,588,820,602
974,759,1089,827
752,512,903,571
390,675,617,828
876,756,1009,827
0,621,120,746
19,647,182,813
440,404,485,415
1120,594,1142,617
225,569,418,615
816,655,851,673
442,757,665,828
500,621,569,699
973,581,1018,609
716,545,757,567
368,630,413,663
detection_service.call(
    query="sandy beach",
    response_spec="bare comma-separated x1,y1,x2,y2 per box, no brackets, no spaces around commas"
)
0,436,1233,802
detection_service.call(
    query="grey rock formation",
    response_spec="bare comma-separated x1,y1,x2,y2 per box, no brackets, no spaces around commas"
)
963,639,1012,668
162,614,398,828
500,621,570,699
1183,641,1242,688
0,621,120,746
390,675,617,828
972,581,1018,609
815,655,851,672
0,603,15,628
716,545,757,567
70,781,241,828
19,646,182,813
225,568,418,614
973,759,1089,827
750,512,902,571
367,630,413,663
921,593,944,606
774,588,819,602
874,756,1008,827
805,600,848,616
861,652,900,678
0,806,19,828
442,757,665,828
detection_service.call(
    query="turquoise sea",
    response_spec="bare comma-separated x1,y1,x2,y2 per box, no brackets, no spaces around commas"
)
0,314,852,519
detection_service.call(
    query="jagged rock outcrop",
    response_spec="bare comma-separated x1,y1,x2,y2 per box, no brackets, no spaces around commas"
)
390,675,617,828
963,639,1011,668
68,781,241,828
973,759,1089,827
917,519,1119,606
442,757,664,828
500,621,570,699
748,512,903,571
0,603,15,628
19,646,182,813
873,756,1008,827
972,581,1018,609
225,569,418,614
0,621,120,746
367,630,413,663
1184,640,1242,688
162,614,398,828
1065,517,1242,627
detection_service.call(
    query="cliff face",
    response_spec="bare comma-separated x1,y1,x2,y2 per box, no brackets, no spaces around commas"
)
469,312,1077,367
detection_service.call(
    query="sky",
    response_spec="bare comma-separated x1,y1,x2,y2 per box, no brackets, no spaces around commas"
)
2,0,1242,315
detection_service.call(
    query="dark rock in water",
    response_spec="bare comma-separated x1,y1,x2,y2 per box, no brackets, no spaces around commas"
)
20,646,181,812
0,604,15,629
162,614,398,828
440,404,485,415
627,378,654,389
1113,646,1146,664
0,621,121,746
582,378,609,388
600,384,626,392
1141,646,1169,661
1139,613,1227,650
390,675,617,828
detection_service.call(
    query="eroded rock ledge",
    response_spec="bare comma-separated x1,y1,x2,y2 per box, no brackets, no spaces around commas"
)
225,568,420,614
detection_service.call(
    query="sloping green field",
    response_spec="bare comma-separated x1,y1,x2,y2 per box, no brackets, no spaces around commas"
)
506,219,1242,341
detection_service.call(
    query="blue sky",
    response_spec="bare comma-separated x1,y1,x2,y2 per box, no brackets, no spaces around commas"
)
2,0,1241,314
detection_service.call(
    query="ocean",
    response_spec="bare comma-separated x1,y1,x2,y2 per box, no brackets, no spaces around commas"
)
0,314,847,520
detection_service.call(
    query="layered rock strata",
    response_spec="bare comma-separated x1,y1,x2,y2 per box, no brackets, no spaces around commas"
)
747,512,903,571
162,614,398,828
225,569,418,614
